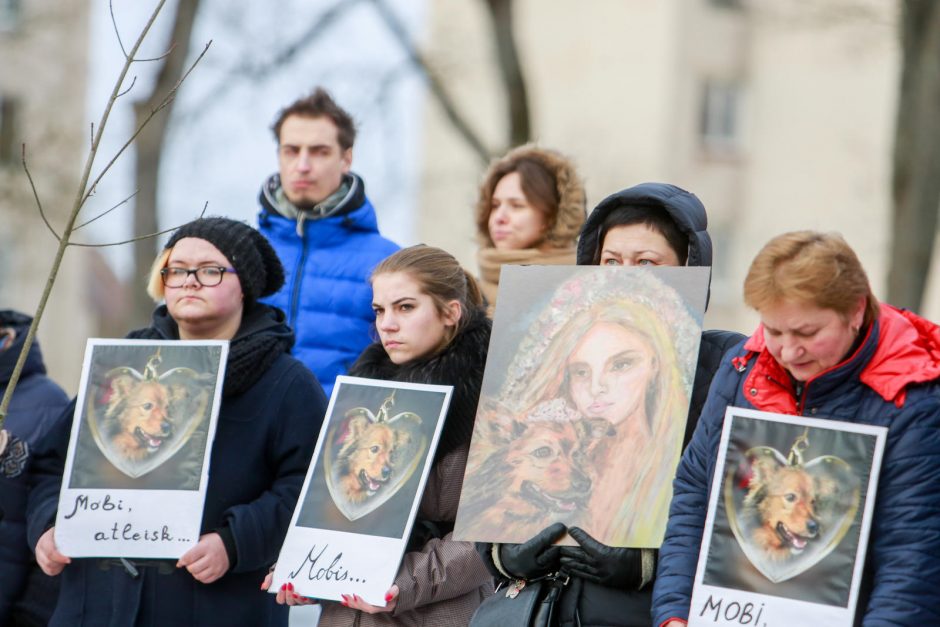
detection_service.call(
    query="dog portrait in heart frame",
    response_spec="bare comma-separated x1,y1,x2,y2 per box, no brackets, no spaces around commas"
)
696,408,885,612
67,340,225,491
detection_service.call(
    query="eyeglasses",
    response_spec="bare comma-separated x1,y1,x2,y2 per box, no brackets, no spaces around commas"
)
160,266,237,288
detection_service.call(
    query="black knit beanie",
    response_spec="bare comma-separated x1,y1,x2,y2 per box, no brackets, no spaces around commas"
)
164,217,284,307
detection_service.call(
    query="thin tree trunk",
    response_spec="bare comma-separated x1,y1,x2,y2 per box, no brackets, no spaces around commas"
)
131,0,201,326
887,0,940,311
482,0,531,148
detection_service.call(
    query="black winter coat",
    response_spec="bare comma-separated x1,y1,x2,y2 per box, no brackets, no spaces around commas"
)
0,311,70,625
26,305,328,627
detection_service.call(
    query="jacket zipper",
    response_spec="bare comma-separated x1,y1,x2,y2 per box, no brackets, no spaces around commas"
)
288,217,308,328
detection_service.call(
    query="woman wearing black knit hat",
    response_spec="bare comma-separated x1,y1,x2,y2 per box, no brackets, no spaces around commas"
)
28,217,328,627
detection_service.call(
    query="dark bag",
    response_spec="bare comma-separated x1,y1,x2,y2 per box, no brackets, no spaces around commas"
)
469,573,569,627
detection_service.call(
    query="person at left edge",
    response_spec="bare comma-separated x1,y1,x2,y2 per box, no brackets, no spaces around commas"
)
27,217,328,627
258,87,400,396
0,310,69,626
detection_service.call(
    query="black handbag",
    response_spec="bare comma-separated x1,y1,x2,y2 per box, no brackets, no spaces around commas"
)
470,573,569,627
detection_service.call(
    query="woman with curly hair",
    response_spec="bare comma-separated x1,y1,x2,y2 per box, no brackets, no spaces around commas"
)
474,144,586,311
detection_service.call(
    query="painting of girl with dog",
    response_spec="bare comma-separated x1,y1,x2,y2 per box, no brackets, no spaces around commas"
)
68,340,225,491
455,265,707,547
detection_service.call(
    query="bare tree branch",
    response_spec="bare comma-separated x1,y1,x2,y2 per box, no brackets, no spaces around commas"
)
887,0,940,311
81,41,211,207
368,0,493,164
482,0,531,147
20,144,61,241
116,75,138,99
134,42,178,63
71,200,211,247
110,0,128,59
0,0,207,436
183,0,364,118
74,189,139,230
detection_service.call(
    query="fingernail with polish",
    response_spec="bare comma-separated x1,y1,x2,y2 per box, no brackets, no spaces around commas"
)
280,584,286,591
287,582,294,591
385,592,393,602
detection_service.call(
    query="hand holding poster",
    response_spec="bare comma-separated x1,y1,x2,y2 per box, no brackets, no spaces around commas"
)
55,339,227,559
271,376,452,605
688,407,886,626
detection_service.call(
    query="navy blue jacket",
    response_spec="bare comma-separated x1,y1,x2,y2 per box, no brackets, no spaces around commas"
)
258,172,399,396
0,311,70,624
653,305,940,626
27,306,328,627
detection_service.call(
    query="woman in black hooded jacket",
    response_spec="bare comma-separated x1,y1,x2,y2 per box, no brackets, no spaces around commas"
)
478,182,743,627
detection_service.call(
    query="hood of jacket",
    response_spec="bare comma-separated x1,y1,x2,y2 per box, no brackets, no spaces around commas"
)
742,303,940,408
258,171,380,234
349,307,491,464
576,182,712,267
476,144,586,249
0,310,47,385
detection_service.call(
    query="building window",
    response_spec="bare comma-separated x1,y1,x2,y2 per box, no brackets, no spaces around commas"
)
0,0,21,32
699,80,742,154
0,96,20,165
708,0,743,9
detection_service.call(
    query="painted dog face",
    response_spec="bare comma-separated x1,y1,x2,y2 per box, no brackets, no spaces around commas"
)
746,459,820,558
106,377,176,461
337,416,410,504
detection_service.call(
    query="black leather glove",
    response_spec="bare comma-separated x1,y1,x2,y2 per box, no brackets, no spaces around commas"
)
498,522,567,579
558,526,644,589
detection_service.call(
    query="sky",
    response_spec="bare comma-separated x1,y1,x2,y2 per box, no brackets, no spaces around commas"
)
84,0,427,278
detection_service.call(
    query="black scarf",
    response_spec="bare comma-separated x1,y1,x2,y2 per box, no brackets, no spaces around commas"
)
127,304,295,397
348,308,491,464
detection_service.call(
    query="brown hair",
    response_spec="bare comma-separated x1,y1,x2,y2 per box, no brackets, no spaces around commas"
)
743,231,879,327
372,245,484,345
271,87,357,151
475,145,585,249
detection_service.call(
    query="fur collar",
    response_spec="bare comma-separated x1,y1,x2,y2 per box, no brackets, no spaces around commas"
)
349,308,491,462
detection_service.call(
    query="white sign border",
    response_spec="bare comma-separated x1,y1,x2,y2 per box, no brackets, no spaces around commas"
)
688,406,887,627
55,338,228,559
272,375,453,606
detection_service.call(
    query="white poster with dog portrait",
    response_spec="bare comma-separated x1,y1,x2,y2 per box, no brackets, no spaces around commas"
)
271,376,452,605
55,339,227,558
688,407,886,627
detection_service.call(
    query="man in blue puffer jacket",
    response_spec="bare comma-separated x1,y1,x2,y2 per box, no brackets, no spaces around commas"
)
0,310,70,625
257,87,399,396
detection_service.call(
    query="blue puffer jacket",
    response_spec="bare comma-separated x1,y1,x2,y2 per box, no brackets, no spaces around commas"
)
652,304,940,626
258,173,399,396
0,310,70,624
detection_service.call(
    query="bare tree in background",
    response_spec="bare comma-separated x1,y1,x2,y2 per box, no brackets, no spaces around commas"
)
482,0,530,148
131,0,202,326
887,0,940,311
0,0,209,463
119,0,533,327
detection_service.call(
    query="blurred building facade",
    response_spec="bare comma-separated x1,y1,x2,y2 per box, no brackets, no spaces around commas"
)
416,0,926,333
0,0,107,394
